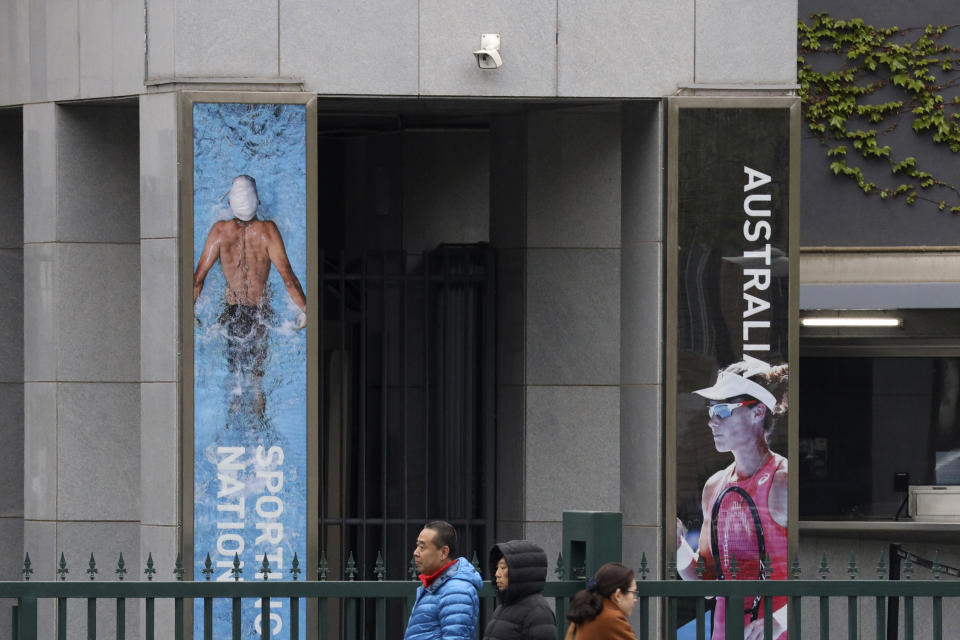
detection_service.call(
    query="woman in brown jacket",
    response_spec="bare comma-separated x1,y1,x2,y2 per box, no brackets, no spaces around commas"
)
563,562,638,640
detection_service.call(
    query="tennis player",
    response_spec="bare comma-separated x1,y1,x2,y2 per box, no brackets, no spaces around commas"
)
676,355,789,640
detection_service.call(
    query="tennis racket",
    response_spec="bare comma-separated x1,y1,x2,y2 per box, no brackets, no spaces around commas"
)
710,486,766,621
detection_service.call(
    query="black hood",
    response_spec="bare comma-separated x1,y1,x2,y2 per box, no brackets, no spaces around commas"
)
488,540,548,604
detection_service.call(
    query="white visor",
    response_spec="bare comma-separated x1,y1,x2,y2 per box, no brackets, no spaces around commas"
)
229,176,258,221
693,357,777,410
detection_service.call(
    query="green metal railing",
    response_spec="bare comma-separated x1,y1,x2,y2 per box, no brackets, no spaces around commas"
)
6,549,960,640
6,550,581,640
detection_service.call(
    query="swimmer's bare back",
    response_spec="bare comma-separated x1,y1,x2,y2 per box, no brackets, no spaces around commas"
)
194,216,306,317
216,219,279,306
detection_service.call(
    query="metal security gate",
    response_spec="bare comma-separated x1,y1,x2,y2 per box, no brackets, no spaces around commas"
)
318,244,495,636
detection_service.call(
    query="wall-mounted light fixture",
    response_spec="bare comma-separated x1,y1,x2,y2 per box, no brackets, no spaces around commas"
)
473,33,502,69
800,317,902,328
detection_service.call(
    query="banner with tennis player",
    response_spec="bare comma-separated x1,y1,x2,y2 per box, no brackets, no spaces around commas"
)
668,99,798,640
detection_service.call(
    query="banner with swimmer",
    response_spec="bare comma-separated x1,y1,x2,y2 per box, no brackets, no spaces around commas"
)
666,99,799,640
189,98,314,639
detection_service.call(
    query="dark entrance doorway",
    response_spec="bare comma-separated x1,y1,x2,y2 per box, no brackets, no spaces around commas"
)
315,104,498,637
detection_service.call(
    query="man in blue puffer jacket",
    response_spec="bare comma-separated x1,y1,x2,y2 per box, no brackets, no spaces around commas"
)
404,520,482,640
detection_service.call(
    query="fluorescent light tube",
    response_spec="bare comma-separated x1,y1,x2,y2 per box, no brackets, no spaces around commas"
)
800,317,901,327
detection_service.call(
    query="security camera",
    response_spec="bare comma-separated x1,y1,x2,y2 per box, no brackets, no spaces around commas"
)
473,33,502,69
474,49,502,69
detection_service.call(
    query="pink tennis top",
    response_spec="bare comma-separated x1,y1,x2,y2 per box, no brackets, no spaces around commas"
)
711,453,788,640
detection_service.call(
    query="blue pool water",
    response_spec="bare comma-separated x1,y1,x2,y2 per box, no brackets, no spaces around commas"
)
192,102,308,639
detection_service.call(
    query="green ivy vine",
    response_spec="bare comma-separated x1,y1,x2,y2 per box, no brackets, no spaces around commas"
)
798,14,960,212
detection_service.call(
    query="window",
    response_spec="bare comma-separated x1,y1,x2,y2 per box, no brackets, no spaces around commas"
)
799,310,960,519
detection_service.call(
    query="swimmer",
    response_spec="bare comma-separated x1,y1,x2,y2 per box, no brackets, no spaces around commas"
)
193,175,307,418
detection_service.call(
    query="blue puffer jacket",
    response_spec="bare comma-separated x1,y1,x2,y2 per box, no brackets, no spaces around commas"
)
404,557,482,640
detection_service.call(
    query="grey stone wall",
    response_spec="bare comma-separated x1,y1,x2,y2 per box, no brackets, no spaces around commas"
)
22,102,141,638
491,103,665,633
0,1,798,106
523,109,623,569
800,0,960,246
0,110,24,634
620,100,665,580
0,0,144,106
138,92,180,638
696,0,797,85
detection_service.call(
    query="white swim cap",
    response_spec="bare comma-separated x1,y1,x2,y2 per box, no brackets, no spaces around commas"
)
229,175,259,221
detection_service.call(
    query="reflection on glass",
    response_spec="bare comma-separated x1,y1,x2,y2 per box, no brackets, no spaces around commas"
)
799,356,960,518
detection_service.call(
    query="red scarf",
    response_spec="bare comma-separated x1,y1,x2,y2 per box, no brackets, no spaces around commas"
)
418,559,457,589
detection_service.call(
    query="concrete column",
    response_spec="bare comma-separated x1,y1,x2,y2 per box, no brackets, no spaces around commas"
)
620,100,665,638
23,101,140,638
492,105,665,635
0,110,24,632
139,91,180,638
620,101,665,561
22,102,58,640
523,107,623,563
22,100,57,590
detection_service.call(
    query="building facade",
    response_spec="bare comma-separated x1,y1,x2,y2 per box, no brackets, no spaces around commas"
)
795,2,960,637
22,0,960,638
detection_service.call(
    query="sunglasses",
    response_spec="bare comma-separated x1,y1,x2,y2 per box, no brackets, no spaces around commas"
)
707,399,759,419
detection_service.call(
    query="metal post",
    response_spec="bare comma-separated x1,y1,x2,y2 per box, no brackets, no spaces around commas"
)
57,597,67,639
318,598,328,640
848,595,857,640
875,595,885,640
345,598,356,640
789,596,802,640
727,595,744,640
145,598,154,640
695,596,704,640
375,597,385,640
87,597,96,640
290,597,299,640
555,596,567,640
18,598,37,640
174,597,183,640
765,596,774,640
887,544,901,640
638,596,650,640
933,595,943,640
232,597,241,639
819,595,830,640
261,597,270,640
667,597,678,640
203,597,212,640
117,597,125,640
905,596,914,640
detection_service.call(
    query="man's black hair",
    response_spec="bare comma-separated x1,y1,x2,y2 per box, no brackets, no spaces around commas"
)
424,520,457,557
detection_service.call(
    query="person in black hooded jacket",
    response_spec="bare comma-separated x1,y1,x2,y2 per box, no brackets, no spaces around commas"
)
482,539,557,640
